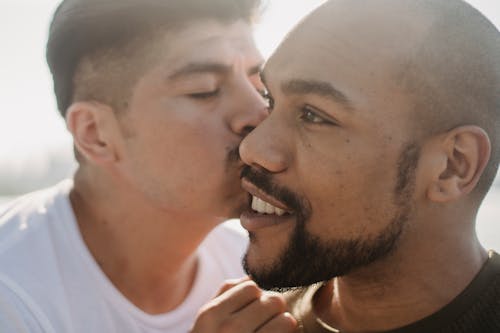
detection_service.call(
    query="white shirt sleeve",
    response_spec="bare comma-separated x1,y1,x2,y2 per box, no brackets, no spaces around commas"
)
0,275,55,333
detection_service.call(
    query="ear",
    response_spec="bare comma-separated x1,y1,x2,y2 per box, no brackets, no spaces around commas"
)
427,126,491,202
65,102,123,166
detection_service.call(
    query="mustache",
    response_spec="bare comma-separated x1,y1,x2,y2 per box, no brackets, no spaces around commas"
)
227,146,241,164
240,166,311,219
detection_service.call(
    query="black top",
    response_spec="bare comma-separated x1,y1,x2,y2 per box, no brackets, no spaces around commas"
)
286,251,500,333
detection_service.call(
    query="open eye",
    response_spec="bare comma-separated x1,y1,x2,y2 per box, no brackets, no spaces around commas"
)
299,105,334,125
299,104,339,126
188,89,220,99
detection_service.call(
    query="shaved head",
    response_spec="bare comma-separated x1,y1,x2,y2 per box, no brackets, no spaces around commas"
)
395,0,500,196
239,0,499,293
280,0,499,198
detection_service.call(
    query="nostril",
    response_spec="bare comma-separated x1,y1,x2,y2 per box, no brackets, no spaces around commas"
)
240,126,255,137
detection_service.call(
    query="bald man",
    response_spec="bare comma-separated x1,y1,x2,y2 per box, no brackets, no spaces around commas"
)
191,0,500,332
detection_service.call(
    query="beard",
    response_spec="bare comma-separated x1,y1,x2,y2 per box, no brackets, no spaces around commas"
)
242,143,420,291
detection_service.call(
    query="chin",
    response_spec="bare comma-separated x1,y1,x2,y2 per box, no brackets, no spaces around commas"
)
243,245,282,280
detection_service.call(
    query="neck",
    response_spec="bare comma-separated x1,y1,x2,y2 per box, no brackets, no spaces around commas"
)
70,169,221,314
316,222,488,332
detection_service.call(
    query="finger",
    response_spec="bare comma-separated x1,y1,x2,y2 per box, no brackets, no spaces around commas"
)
215,276,251,297
225,292,288,331
257,312,298,333
193,282,262,332
202,280,262,316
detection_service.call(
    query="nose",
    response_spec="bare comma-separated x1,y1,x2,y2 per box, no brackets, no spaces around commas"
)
227,78,269,137
239,112,289,173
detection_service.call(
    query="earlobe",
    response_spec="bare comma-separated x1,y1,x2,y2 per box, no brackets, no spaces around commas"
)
66,102,121,165
427,126,491,203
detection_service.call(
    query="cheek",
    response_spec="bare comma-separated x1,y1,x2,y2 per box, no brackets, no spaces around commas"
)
167,131,228,176
133,112,231,186
299,148,400,235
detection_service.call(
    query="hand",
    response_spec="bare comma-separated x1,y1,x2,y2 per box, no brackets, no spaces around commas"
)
190,278,297,333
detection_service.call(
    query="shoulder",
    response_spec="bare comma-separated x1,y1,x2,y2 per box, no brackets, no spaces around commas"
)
0,180,73,234
0,180,73,255
0,181,76,315
0,273,55,333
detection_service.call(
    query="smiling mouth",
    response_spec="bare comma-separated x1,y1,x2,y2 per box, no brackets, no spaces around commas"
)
245,188,293,216
250,195,291,216
241,176,295,219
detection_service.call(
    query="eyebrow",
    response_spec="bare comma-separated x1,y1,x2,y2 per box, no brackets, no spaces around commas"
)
168,62,263,81
281,79,353,110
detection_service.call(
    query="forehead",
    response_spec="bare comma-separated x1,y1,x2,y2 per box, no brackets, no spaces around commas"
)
151,20,262,71
264,1,434,111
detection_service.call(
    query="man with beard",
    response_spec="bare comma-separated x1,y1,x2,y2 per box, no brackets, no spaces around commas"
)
191,0,500,332
0,0,291,332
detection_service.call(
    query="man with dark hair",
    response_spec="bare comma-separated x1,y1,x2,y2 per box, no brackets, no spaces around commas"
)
0,0,289,332
192,0,500,332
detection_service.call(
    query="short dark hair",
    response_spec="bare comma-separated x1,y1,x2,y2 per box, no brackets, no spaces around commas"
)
46,0,262,116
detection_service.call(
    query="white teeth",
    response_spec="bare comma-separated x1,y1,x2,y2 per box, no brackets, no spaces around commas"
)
255,197,266,212
251,196,287,216
252,197,258,211
275,207,285,216
265,203,275,214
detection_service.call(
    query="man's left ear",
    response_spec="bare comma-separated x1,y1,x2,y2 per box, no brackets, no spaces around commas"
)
427,126,491,202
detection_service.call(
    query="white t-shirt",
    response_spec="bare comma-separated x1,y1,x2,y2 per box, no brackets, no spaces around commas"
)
0,180,248,333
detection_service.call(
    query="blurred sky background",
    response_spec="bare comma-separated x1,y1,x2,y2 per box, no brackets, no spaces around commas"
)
0,0,498,249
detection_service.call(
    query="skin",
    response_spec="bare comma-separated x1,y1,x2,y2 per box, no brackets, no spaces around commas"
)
235,0,493,332
240,2,429,285
191,279,297,333
65,20,269,314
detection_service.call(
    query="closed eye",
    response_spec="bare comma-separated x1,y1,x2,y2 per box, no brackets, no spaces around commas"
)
188,89,220,99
